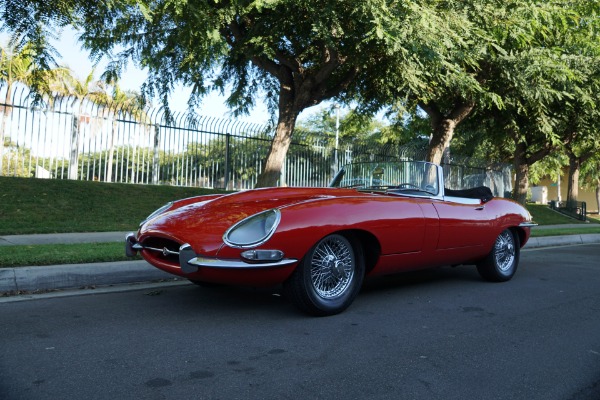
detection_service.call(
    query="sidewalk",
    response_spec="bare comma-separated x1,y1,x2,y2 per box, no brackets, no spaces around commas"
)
1,227,599,295
0,231,131,246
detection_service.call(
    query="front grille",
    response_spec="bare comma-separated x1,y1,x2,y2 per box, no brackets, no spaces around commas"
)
140,237,182,264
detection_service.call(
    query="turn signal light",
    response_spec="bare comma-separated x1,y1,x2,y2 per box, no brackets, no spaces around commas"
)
240,249,284,263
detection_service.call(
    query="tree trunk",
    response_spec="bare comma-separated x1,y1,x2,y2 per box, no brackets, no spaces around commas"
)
566,154,580,203
596,178,600,215
420,100,475,165
509,128,560,205
513,162,529,205
426,119,456,165
512,142,530,205
255,109,298,188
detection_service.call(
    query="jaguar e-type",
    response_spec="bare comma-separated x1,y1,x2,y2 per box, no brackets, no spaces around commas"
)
126,161,536,316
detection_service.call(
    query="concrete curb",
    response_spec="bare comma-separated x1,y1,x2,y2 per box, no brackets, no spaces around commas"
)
0,232,131,246
0,260,173,293
525,233,600,249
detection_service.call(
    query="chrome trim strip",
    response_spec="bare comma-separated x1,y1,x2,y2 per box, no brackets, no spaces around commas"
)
128,235,181,256
188,256,298,269
140,245,180,255
443,196,482,205
519,222,538,228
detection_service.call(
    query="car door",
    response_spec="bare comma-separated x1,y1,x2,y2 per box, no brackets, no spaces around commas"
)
432,198,491,250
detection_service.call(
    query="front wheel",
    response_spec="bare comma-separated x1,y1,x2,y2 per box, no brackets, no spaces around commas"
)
283,234,365,316
477,229,520,282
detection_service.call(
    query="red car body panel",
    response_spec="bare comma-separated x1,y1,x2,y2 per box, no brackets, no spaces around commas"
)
133,185,532,287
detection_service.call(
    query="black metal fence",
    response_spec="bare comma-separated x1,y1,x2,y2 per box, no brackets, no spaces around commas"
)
1,86,335,188
549,200,588,221
1,86,512,196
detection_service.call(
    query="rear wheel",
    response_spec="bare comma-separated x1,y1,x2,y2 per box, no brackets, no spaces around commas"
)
284,234,364,316
477,229,520,282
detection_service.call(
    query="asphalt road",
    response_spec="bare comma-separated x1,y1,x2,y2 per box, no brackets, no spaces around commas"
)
1,244,599,400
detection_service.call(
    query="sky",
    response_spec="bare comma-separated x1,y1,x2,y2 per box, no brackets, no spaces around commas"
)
2,27,276,124
2,27,346,128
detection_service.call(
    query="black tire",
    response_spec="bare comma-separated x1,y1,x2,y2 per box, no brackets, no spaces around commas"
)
283,234,365,316
477,229,520,282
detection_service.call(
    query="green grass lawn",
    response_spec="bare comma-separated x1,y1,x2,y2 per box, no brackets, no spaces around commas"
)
0,242,141,268
0,176,597,267
526,203,597,226
0,176,226,235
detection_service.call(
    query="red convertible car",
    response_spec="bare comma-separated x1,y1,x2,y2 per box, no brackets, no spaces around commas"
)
126,161,536,316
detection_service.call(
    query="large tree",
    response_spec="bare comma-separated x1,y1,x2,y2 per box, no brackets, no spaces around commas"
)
385,1,600,173
414,1,600,204
2,0,469,187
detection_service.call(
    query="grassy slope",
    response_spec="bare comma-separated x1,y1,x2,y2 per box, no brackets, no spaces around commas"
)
0,176,227,235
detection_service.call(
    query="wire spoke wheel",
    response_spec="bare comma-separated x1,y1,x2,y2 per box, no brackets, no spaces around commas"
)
310,236,355,299
494,230,515,272
284,233,365,316
477,229,520,282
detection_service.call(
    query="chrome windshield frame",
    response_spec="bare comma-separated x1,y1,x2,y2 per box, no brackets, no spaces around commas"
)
330,161,445,201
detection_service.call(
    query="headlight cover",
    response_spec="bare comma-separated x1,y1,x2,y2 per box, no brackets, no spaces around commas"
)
223,209,281,248
140,202,173,226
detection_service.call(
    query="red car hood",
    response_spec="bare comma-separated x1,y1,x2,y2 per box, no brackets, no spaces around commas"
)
138,187,364,254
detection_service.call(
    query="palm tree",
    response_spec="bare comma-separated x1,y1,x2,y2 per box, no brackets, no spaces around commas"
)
102,83,148,183
49,68,108,179
0,43,37,176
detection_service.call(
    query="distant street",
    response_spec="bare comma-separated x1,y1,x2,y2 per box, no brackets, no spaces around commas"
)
1,244,599,400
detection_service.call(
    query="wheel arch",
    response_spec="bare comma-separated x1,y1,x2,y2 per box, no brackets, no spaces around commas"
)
335,229,381,275
511,226,525,248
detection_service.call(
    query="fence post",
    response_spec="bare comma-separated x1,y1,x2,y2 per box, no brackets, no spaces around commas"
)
224,131,230,190
281,155,286,187
68,111,80,180
152,124,160,185
0,112,5,177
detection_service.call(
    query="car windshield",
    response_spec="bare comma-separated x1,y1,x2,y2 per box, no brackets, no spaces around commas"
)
329,161,440,196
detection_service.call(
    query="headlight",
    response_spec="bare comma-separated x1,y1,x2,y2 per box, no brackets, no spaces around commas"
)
223,209,281,248
140,202,173,226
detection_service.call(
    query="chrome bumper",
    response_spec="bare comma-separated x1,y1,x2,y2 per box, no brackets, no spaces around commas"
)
125,233,143,257
126,233,297,274
180,244,297,273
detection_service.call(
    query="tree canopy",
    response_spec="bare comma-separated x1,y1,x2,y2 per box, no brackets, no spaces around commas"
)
2,0,475,187
2,0,600,203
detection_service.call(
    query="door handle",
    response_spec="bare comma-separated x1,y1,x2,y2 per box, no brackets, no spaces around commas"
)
475,205,485,211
